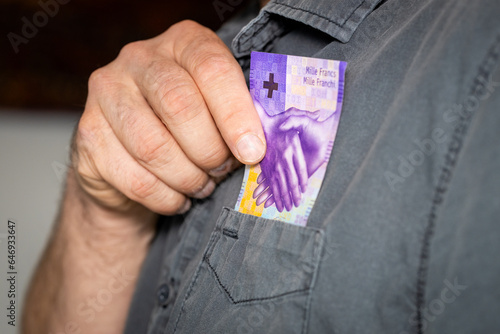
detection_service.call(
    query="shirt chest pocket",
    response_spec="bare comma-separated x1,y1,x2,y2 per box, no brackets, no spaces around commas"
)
170,207,324,334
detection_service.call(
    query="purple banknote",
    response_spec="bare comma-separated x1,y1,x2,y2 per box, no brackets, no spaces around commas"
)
235,51,347,226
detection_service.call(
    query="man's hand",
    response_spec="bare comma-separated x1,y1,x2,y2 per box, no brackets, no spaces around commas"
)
75,20,266,216
22,21,266,334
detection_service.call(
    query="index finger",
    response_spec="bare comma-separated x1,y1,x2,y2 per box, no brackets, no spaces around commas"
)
169,21,266,165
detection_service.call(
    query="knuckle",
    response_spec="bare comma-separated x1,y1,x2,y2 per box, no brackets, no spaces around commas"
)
159,82,203,123
133,132,179,170
143,59,168,88
191,51,234,86
143,60,204,124
134,136,172,166
161,191,187,214
76,111,99,147
194,142,228,169
143,59,175,89
88,67,115,94
118,40,147,60
171,19,202,33
129,174,160,200
113,98,140,129
175,170,207,194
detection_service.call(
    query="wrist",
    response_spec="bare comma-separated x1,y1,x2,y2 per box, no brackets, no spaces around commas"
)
62,168,157,262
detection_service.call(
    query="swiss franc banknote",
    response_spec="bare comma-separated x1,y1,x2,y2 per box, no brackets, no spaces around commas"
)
235,51,347,226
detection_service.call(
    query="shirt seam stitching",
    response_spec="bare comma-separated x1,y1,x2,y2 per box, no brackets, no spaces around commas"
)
415,33,500,334
235,14,286,54
204,254,311,304
171,211,224,333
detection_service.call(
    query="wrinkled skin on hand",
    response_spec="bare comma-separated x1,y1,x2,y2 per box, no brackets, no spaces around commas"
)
72,20,266,216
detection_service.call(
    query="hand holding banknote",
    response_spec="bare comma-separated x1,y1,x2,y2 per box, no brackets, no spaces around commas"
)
71,21,266,215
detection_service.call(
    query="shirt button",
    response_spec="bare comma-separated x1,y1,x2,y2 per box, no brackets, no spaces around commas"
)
157,283,170,307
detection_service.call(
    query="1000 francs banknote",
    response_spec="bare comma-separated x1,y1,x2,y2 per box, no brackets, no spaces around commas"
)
235,51,347,226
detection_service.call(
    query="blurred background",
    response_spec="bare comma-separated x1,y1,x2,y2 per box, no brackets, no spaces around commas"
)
0,0,249,332
1,0,250,109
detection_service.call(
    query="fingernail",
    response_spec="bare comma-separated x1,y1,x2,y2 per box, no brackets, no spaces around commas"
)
178,199,191,214
209,158,233,177
193,179,216,199
236,133,265,163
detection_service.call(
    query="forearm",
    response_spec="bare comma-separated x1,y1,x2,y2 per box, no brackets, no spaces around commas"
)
22,168,157,334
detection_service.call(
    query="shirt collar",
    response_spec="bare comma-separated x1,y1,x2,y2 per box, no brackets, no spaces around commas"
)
232,0,382,58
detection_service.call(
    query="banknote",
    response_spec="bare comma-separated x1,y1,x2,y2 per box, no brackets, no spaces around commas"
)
235,51,347,226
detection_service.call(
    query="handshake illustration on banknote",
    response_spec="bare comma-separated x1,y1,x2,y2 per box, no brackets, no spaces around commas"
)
252,100,336,212
235,52,346,226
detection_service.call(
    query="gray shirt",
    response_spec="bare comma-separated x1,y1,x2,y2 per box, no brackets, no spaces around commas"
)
125,0,500,333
